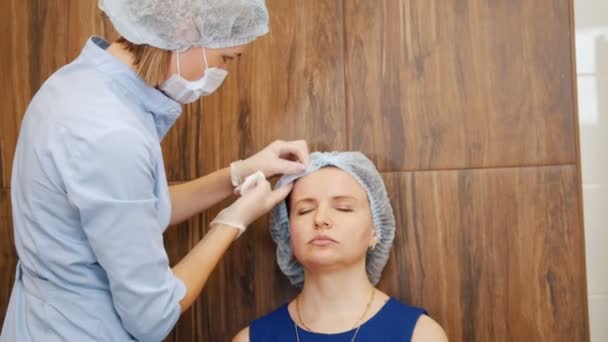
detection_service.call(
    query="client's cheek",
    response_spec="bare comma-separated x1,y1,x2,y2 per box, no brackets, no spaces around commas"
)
289,226,306,246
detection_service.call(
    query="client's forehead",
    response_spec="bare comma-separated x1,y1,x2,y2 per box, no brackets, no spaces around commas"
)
291,167,367,201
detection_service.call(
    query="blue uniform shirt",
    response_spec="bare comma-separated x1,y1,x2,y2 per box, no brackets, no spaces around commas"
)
1,37,186,342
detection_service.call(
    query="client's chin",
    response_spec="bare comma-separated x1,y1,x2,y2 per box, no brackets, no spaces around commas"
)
297,251,363,273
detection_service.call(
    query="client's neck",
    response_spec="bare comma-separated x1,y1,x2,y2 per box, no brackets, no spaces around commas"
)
299,263,374,313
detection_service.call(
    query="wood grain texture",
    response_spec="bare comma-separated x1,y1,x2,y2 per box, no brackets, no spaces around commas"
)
0,0,30,188
344,0,577,171
379,166,588,342
0,190,16,326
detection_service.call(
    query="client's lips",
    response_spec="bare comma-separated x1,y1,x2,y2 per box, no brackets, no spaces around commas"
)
309,235,338,246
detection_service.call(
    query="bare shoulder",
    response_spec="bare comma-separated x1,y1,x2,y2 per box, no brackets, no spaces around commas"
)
411,315,448,342
232,326,250,342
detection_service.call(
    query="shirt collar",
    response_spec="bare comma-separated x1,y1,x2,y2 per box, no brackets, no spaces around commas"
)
78,36,182,139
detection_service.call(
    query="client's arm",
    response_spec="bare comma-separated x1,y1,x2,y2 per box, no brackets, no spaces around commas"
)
412,315,449,342
232,327,250,342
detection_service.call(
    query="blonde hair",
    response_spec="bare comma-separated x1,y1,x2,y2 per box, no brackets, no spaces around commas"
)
116,37,172,87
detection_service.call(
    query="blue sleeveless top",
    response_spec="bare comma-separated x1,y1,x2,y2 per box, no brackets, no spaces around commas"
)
250,297,427,341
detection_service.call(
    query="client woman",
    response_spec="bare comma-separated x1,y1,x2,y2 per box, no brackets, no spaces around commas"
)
234,152,448,341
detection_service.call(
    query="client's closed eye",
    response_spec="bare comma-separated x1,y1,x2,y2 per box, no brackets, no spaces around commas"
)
297,208,314,215
336,207,353,212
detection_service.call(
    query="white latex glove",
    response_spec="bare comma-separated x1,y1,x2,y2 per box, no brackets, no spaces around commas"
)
234,170,265,195
211,171,294,238
230,140,309,188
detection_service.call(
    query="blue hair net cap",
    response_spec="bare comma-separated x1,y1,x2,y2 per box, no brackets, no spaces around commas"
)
269,151,396,287
99,0,269,51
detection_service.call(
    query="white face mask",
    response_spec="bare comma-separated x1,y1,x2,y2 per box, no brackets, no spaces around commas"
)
160,47,228,104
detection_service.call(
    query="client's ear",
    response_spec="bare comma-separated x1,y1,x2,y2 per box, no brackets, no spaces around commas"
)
369,230,380,251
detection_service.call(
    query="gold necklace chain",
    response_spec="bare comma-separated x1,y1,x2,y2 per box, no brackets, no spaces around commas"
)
294,287,376,342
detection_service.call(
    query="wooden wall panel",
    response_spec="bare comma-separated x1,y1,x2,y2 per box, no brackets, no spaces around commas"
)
0,0,31,188
344,0,577,172
0,190,16,326
507,168,587,341
379,165,588,342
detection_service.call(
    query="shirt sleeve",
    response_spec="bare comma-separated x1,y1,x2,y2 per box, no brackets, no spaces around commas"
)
63,127,186,342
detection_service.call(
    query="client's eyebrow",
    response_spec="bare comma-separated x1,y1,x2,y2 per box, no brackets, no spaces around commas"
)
293,195,358,206
292,198,315,207
331,195,358,202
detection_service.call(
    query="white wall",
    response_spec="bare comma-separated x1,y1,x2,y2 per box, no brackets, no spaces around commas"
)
574,0,608,341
